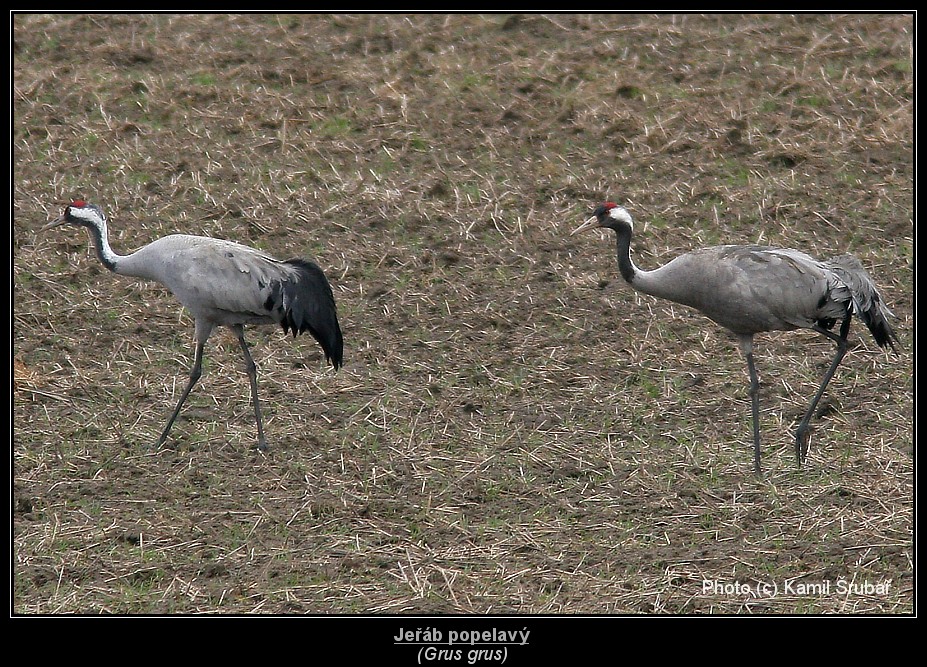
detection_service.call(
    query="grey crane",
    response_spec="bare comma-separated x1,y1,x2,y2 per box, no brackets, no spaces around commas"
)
42,200,344,451
572,202,897,475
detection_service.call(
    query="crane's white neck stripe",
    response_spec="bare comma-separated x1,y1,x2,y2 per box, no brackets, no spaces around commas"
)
609,206,633,228
70,206,104,224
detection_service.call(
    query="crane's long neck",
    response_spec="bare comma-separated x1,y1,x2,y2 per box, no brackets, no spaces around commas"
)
614,223,638,284
614,222,674,300
82,221,125,273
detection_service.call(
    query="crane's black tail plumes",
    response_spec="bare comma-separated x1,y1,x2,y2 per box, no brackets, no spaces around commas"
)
277,258,344,369
826,254,898,351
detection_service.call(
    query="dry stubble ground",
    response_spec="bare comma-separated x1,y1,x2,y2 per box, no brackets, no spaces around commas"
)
13,14,913,624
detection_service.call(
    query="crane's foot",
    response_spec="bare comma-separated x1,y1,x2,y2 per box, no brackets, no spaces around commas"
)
795,426,811,466
154,432,171,450
256,439,269,452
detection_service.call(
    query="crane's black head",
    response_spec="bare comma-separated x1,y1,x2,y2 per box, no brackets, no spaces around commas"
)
42,200,107,232
571,201,634,236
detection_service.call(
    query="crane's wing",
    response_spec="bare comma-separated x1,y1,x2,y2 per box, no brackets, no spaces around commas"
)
738,247,852,329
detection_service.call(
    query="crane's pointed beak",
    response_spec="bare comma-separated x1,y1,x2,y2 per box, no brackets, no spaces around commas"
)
571,215,600,236
41,214,68,232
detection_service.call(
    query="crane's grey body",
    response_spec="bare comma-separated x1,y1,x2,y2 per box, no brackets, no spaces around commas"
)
573,203,897,474
633,245,886,338
122,234,339,338
43,201,343,451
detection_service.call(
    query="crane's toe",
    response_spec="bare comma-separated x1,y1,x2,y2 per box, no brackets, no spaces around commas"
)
795,426,811,465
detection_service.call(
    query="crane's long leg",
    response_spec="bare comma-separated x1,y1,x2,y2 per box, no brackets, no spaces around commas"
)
233,326,268,451
794,314,852,466
736,336,762,476
157,341,205,447
744,351,762,477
